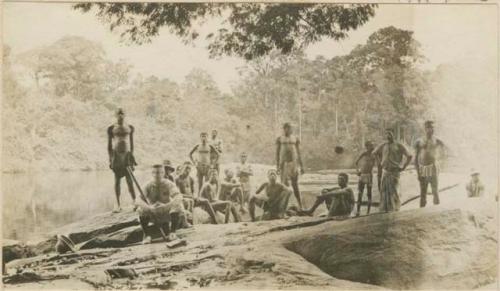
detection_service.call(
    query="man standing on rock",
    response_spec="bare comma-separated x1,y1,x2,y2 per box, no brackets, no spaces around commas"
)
189,132,219,192
354,141,377,216
249,169,292,221
276,123,305,210
136,165,185,243
414,121,446,207
107,108,137,213
374,129,412,213
302,173,355,218
210,129,223,175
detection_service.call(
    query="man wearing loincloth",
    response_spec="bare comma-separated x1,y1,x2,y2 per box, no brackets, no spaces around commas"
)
303,173,355,218
200,169,241,223
175,163,219,224
354,141,377,216
210,129,223,175
236,152,253,205
249,169,292,221
189,132,219,192
219,169,245,213
374,129,412,213
136,165,185,244
414,120,446,207
107,108,137,213
276,123,305,210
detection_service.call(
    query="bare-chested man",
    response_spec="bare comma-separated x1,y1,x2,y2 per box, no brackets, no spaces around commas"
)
210,130,223,174
236,152,253,205
374,129,412,213
189,132,219,192
249,169,292,221
219,169,245,213
175,163,219,224
276,123,305,210
414,120,446,207
107,108,136,213
354,141,377,216
303,173,355,218
199,169,241,223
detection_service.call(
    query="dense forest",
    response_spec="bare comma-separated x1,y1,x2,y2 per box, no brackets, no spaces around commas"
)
2,26,496,172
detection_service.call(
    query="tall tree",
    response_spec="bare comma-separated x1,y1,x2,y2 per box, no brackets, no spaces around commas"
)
74,3,377,60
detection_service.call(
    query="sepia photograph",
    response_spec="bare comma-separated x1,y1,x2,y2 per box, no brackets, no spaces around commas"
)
2,1,498,290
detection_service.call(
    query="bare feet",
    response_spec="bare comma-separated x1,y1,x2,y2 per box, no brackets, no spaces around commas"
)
112,206,122,213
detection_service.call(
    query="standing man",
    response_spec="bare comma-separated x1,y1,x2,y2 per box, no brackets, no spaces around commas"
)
374,129,412,213
189,132,219,192
414,120,446,207
107,108,137,213
236,152,253,205
276,123,305,210
210,129,223,174
354,141,377,216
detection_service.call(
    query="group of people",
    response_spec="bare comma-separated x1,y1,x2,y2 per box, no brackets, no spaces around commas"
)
107,108,484,243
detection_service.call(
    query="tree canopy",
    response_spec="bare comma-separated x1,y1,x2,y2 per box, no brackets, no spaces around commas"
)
73,3,377,60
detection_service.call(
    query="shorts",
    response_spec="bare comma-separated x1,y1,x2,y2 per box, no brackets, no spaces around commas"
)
280,161,299,183
138,200,184,224
197,164,211,177
111,151,137,178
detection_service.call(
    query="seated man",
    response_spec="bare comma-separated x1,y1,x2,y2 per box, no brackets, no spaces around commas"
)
219,169,245,213
249,169,292,222
303,173,355,218
136,165,185,244
466,170,485,198
200,169,241,223
175,163,219,224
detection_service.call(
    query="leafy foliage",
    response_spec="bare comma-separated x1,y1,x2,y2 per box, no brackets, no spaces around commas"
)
73,3,377,60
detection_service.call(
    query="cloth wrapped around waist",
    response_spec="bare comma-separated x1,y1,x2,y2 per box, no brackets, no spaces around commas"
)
359,173,373,185
420,163,439,178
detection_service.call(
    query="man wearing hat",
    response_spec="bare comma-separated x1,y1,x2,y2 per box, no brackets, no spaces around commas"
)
189,132,219,192
373,128,412,212
466,170,484,198
414,120,446,207
236,152,253,205
163,160,175,182
249,169,292,221
107,108,137,213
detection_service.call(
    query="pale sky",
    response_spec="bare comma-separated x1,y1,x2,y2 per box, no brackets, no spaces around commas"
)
3,3,497,92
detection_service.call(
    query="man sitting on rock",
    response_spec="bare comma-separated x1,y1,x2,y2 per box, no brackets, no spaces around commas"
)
200,169,241,223
219,169,245,213
136,164,185,244
175,163,220,225
249,169,292,221
466,170,485,198
302,173,355,218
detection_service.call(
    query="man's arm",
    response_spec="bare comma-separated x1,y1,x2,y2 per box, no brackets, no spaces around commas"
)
400,144,413,171
190,177,195,194
322,187,352,198
275,137,281,170
255,183,267,194
129,125,134,153
107,126,113,162
209,145,219,162
296,139,304,174
354,152,365,173
189,145,199,164
414,140,421,178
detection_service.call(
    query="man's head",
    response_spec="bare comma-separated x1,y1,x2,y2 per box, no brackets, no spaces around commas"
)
116,108,125,124
365,141,374,152
283,123,292,136
183,164,192,175
152,164,164,182
240,152,248,163
267,169,278,184
337,173,349,188
385,129,394,143
200,132,208,144
471,171,480,183
163,160,175,174
424,120,434,138
211,130,218,138
209,168,218,183
224,168,234,179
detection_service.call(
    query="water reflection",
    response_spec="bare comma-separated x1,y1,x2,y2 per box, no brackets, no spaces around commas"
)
2,169,153,241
